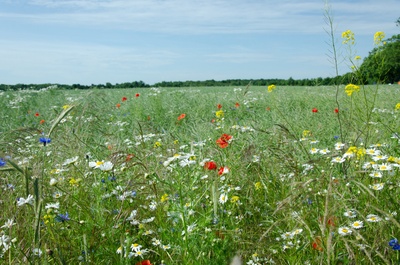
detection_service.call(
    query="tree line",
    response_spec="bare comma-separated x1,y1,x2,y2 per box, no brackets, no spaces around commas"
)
0,74,362,91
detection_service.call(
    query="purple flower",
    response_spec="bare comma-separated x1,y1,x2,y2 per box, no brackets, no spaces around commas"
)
0,158,6,167
55,212,70,222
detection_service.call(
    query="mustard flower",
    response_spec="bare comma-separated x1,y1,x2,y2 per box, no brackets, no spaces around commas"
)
354,55,361,60
215,109,224,118
254,181,262,190
267,84,276,92
374,31,385,45
160,193,169,203
395,103,400,110
345,84,360,96
230,195,240,204
342,30,355,45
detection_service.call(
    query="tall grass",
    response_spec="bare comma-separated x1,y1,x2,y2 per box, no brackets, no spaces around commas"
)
0,80,399,265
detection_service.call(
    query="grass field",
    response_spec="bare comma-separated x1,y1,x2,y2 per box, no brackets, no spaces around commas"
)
0,84,400,264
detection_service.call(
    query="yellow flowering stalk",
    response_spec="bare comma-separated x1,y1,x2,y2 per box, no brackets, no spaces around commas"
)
345,84,360,96
374,31,385,46
395,103,400,110
356,148,366,159
342,30,355,45
267,84,276,92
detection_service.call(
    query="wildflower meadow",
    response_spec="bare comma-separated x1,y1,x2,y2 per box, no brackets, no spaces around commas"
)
1,27,400,265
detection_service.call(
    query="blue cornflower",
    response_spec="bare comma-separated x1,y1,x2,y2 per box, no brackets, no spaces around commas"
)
55,212,70,222
389,238,398,247
0,158,6,167
389,238,400,250
39,137,51,146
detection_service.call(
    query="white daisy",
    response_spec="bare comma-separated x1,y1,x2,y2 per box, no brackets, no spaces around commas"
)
17,194,34,207
219,193,228,204
366,214,382,222
331,157,345,163
343,209,357,218
338,226,352,236
351,220,364,229
370,183,384,191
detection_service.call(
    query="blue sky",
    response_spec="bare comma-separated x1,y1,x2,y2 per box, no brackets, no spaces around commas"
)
0,0,399,85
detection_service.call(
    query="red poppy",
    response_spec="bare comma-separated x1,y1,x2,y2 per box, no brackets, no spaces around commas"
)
312,237,323,251
177,113,186,120
216,133,232,148
126,154,135,161
266,107,271,111
122,97,128,102
116,103,121,108
204,161,217,170
220,133,232,142
235,102,240,108
218,166,229,175
312,108,318,113
217,104,222,109
35,112,40,117
327,216,336,227
135,260,152,265
318,216,336,227
40,119,45,124
334,108,339,113
135,93,140,98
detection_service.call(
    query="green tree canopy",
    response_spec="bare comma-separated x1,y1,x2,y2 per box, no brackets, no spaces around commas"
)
359,34,400,84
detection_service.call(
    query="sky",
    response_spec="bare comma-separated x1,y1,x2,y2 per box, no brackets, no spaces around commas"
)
0,0,399,86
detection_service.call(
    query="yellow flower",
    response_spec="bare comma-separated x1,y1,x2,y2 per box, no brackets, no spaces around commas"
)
345,84,360,96
254,182,262,190
342,30,355,45
69,177,81,186
154,141,162,148
215,110,224,118
302,130,311,137
395,103,400,110
160,193,169,203
354,55,361,60
62,104,71,110
267,84,276,92
230,196,240,204
357,148,366,159
374,31,385,45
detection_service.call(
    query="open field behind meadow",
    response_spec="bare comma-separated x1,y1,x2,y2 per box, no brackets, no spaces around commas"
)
0,85,400,264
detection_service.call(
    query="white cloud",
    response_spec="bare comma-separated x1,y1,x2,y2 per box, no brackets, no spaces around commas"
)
1,0,396,35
